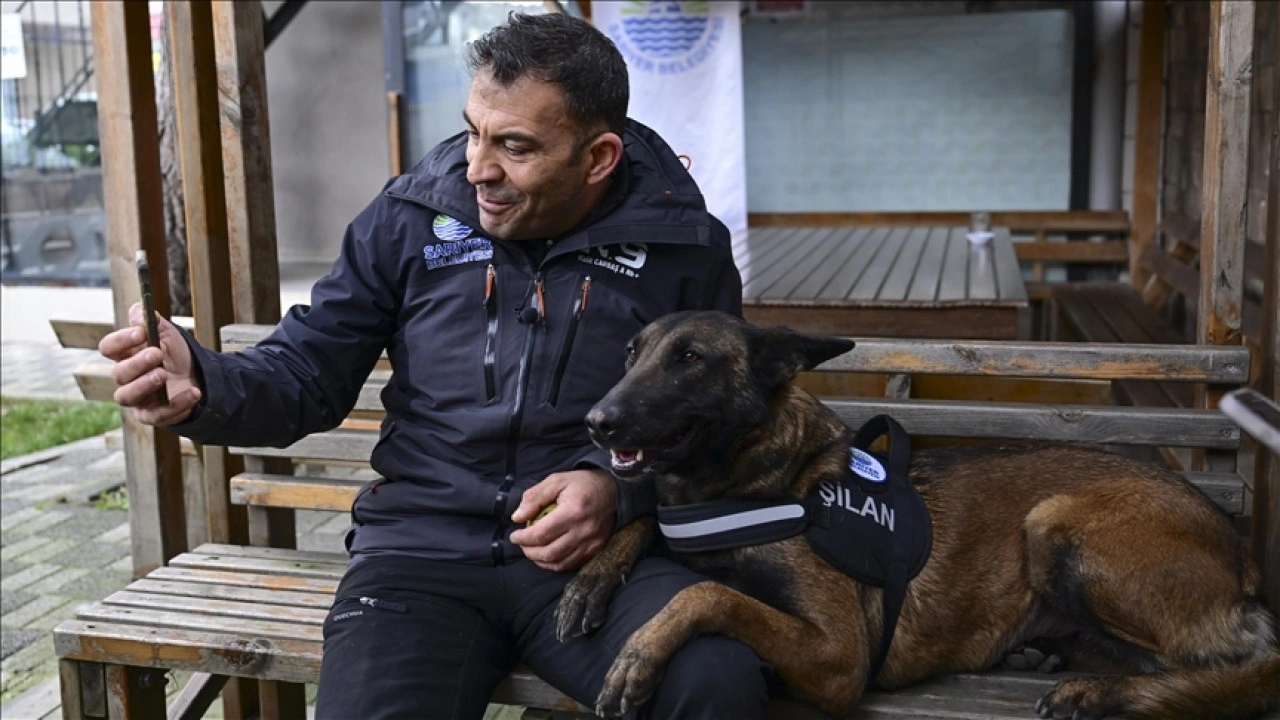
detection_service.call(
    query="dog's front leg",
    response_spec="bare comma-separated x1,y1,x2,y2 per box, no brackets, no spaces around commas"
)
555,517,655,641
596,580,866,718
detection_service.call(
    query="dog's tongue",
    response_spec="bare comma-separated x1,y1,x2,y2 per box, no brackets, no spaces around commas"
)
616,450,639,463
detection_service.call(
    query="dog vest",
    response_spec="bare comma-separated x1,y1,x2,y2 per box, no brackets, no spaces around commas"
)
656,415,933,683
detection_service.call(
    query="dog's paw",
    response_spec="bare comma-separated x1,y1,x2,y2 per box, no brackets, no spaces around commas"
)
1035,677,1123,720
554,569,622,642
1003,643,1065,674
595,645,662,718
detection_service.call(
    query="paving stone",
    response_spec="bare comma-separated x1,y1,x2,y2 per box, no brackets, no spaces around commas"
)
91,522,130,544
2,511,72,538
48,570,131,603
43,542,129,571
1,595,69,628
0,537,47,564
0,509,41,533
0,630,43,661
1,566,59,593
15,540,78,567
0,592,32,618
41,510,127,541
22,568,88,597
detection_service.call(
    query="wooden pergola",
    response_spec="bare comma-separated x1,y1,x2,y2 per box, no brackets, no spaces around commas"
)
90,0,1277,633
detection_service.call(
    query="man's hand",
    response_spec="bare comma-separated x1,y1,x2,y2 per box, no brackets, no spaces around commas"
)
98,302,202,426
510,468,617,572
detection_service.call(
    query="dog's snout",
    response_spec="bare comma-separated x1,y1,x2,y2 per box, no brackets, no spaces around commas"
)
585,405,620,441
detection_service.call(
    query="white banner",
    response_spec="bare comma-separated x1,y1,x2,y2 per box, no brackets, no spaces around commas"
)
596,1,748,254
1,14,27,80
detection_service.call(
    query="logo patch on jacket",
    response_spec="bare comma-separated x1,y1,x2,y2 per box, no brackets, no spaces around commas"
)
433,214,473,241
424,215,493,270
577,243,647,278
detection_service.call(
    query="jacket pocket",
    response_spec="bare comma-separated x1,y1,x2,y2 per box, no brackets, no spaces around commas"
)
547,276,591,407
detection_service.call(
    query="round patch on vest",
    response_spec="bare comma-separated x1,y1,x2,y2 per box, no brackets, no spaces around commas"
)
850,448,887,483
433,214,473,241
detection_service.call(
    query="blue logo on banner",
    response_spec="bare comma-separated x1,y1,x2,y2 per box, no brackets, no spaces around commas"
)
610,2,724,75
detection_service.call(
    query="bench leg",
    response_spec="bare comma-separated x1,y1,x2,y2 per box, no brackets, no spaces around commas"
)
222,678,260,720
59,659,91,719
259,680,307,720
104,665,166,719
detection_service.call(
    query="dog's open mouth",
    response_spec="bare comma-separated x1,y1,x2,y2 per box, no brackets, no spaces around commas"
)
607,425,695,477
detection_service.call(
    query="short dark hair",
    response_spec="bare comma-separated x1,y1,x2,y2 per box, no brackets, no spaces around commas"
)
466,12,629,138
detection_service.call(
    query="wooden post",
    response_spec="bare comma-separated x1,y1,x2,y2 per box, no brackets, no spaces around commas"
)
1195,0,1253,479
1130,0,1165,290
168,0,249,551
209,4,298,717
212,0,283,325
90,0,188,577
1256,49,1280,611
1196,0,1253,349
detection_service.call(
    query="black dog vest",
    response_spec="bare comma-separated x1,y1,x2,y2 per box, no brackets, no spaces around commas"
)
656,415,933,682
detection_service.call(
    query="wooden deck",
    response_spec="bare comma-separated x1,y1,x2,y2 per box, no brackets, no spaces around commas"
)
737,226,1028,340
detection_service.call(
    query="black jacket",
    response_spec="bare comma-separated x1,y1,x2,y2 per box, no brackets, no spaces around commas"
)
174,119,742,565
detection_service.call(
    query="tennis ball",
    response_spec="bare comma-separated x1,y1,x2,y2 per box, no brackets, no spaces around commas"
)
526,503,557,527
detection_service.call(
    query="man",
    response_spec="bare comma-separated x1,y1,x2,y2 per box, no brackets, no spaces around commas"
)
100,12,774,720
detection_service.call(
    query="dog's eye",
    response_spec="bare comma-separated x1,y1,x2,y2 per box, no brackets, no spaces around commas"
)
625,344,636,359
680,350,700,364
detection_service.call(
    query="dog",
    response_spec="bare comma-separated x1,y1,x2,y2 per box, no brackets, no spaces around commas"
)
554,310,1280,720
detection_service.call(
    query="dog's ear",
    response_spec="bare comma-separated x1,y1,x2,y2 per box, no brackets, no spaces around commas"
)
749,326,855,388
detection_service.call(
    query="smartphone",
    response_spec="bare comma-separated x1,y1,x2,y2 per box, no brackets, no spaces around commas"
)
135,250,170,405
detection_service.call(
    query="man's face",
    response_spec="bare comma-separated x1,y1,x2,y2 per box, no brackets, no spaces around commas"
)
464,71,595,242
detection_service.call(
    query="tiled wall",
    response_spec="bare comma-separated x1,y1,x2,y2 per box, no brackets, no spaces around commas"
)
742,9,1074,212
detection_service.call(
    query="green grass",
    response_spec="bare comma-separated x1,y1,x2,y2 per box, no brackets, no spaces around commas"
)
0,396,122,460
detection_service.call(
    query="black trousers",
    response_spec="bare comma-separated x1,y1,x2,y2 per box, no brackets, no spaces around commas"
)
313,554,775,719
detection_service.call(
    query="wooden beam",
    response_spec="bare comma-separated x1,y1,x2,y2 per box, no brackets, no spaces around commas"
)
90,0,188,577
747,211,1130,234
1197,0,1253,348
212,0,282,325
1130,0,1166,289
169,0,249,551
210,8,289,715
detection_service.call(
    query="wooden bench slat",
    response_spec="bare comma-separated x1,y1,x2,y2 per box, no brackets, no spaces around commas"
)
169,554,346,581
127,578,334,608
54,620,322,684
146,566,340,594
230,473,365,512
187,543,348,565
76,605,322,643
827,337,1249,383
103,590,329,624
828,399,1239,448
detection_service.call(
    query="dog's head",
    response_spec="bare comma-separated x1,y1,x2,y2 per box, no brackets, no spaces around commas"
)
585,310,854,480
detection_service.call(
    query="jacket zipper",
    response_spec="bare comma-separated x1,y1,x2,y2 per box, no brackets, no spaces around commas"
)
491,268,544,564
547,276,591,406
482,263,498,401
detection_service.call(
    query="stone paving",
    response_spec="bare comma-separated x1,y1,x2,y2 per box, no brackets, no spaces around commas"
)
2,341,134,719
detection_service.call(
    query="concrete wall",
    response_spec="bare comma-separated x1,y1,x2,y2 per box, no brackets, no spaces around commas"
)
265,1,389,265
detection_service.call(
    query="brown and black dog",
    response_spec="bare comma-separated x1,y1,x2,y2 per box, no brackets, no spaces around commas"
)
555,310,1280,720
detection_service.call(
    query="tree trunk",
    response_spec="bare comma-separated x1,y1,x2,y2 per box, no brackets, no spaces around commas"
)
156,4,191,316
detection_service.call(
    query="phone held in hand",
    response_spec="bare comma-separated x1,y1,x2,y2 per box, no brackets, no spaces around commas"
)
135,250,170,406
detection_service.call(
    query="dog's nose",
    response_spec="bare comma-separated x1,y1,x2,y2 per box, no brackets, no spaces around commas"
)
585,405,620,441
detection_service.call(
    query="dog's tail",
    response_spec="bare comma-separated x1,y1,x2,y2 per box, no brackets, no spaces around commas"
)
1126,652,1280,720
1127,601,1280,720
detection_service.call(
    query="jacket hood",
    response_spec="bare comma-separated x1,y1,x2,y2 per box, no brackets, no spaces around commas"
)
384,118,714,253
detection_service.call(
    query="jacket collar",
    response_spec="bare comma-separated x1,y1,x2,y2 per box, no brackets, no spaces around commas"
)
384,119,713,255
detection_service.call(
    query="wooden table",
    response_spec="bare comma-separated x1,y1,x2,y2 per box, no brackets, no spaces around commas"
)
736,226,1029,340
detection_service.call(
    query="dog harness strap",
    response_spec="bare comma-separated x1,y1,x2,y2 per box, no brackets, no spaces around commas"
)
657,500,808,553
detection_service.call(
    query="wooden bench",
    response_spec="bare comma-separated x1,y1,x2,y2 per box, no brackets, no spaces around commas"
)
52,323,1253,719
